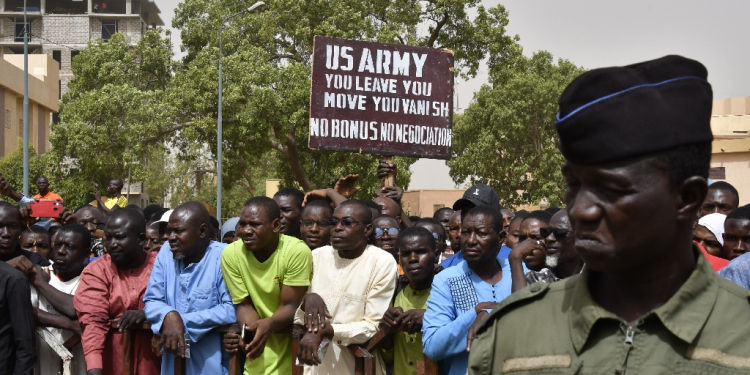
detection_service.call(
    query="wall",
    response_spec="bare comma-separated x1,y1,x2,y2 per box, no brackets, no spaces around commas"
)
401,189,466,218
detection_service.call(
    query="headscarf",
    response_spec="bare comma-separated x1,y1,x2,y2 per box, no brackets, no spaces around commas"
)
698,213,727,246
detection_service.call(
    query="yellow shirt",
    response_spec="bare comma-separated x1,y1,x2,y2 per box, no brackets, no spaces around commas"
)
104,195,128,209
381,285,431,375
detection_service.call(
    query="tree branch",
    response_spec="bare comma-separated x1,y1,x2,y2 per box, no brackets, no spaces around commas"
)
427,11,449,48
143,122,194,144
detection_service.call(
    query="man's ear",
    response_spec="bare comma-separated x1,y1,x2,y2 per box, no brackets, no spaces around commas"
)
199,223,208,238
676,176,708,222
272,218,282,233
363,223,374,238
138,232,146,246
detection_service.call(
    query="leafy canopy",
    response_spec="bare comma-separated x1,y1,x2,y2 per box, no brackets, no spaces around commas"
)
448,49,585,208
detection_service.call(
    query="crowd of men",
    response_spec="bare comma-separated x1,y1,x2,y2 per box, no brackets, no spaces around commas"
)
3,54,750,375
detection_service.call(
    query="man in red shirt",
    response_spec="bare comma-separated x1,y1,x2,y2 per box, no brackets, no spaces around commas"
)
32,176,63,203
74,209,160,375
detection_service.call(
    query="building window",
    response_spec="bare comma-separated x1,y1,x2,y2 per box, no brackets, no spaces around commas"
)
433,204,445,212
14,22,30,42
52,50,61,69
71,50,80,62
4,110,10,130
709,167,726,180
102,20,117,40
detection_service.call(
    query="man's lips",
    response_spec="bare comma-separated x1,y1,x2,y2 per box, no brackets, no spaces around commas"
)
406,267,422,274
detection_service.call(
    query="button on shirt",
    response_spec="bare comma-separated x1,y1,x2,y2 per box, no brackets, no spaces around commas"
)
144,241,236,375
422,258,513,375
469,247,750,374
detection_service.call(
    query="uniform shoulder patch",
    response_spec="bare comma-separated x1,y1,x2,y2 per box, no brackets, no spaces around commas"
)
474,282,551,335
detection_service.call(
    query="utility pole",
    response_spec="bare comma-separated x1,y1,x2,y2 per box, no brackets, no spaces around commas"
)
22,0,29,195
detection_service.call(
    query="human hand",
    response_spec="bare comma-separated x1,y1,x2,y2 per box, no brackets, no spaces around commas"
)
509,238,545,263
160,311,186,357
297,331,326,366
466,310,490,352
93,190,101,201
151,334,165,357
303,293,331,333
381,307,403,329
394,309,425,334
8,256,34,276
223,331,244,354
474,302,498,314
334,174,361,198
302,189,332,207
68,320,83,336
28,264,50,286
59,206,75,225
18,203,39,227
0,173,11,197
118,310,146,332
377,159,397,182
243,318,274,360
376,185,403,203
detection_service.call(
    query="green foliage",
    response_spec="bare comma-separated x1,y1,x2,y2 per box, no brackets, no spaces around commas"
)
448,51,585,208
0,142,48,204
51,0,519,208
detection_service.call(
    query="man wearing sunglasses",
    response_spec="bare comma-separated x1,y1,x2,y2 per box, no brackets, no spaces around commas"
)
470,56,750,374
295,200,398,375
371,215,401,261
509,209,584,292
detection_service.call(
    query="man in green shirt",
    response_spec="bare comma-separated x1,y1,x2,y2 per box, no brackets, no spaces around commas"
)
221,196,312,375
469,55,750,374
381,226,436,375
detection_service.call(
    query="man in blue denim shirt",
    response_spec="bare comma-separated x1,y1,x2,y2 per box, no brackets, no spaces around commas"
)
145,202,236,375
422,205,514,375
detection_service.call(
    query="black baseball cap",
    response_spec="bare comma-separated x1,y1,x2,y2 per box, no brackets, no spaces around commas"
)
452,184,501,212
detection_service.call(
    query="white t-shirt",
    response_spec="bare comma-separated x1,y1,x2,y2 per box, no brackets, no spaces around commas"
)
35,274,87,375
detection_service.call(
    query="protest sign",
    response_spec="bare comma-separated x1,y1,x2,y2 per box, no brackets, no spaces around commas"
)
308,36,454,159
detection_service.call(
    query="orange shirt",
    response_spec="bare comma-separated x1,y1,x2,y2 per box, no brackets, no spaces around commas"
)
33,191,63,202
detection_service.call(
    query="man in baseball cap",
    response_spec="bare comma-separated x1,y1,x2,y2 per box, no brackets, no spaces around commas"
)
453,184,501,214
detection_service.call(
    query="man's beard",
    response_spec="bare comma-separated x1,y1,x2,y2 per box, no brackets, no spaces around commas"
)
545,253,559,268
173,252,185,260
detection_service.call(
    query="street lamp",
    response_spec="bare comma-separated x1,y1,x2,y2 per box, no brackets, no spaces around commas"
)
217,1,265,223
22,0,29,195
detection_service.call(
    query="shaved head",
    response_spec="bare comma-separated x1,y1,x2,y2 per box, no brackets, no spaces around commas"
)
172,201,211,228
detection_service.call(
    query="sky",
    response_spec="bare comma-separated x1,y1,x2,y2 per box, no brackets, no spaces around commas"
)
156,0,750,190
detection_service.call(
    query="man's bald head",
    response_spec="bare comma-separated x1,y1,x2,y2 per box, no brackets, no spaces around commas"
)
109,207,146,234
373,197,401,222
172,201,211,228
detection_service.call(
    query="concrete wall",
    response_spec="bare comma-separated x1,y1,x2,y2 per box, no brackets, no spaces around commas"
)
711,150,750,206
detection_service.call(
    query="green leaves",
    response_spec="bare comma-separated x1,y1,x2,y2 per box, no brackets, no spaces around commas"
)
448,51,585,208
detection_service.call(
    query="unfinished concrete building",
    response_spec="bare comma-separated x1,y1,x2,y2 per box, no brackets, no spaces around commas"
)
0,0,163,99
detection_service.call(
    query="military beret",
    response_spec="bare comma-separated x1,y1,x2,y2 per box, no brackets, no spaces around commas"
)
555,55,714,165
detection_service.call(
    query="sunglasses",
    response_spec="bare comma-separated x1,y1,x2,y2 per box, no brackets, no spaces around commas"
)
329,218,366,228
302,220,330,228
375,227,400,238
539,227,571,240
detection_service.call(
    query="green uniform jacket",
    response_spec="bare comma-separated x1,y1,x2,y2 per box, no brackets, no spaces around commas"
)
468,248,750,374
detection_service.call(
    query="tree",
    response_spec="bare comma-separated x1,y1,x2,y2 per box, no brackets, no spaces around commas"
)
0,142,48,204
48,30,178,207
169,0,518,197
448,50,585,208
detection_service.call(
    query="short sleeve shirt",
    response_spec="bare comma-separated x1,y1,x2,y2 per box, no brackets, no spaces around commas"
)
221,234,312,375
383,285,431,375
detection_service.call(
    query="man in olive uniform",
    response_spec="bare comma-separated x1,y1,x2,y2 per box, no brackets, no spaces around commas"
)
468,55,750,374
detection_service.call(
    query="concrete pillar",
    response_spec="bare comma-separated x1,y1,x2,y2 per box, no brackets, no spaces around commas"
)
88,0,92,14
0,0,5,13
125,0,131,14
40,0,44,14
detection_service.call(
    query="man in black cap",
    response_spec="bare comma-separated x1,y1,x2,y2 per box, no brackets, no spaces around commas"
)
441,184,510,268
468,56,750,374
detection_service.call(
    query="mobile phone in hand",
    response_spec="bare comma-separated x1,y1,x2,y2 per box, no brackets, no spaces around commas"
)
29,201,63,218
241,324,255,343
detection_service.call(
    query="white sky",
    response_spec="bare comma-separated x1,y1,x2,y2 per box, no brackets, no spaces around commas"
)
157,0,750,190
